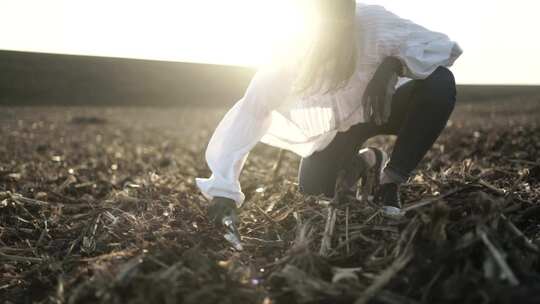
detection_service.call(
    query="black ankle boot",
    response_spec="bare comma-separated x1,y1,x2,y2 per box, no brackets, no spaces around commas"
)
339,147,389,203
374,183,403,217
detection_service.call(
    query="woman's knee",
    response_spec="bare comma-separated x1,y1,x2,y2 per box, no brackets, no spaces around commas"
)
298,177,329,196
421,66,457,111
298,171,330,196
298,177,321,196
298,160,336,197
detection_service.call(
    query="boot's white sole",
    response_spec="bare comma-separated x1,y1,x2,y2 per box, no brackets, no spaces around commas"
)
381,206,404,218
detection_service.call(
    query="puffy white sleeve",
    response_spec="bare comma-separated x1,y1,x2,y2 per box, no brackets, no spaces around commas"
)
195,66,290,207
360,5,463,79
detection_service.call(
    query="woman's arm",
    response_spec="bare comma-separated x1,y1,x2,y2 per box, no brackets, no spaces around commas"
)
397,30,463,80
358,5,462,124
362,56,402,125
196,66,291,207
359,5,463,79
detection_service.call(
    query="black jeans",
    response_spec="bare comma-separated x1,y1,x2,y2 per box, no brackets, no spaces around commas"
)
298,66,457,197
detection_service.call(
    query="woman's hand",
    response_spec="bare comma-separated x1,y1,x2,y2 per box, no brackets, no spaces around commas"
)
208,196,243,250
363,57,403,125
207,196,238,226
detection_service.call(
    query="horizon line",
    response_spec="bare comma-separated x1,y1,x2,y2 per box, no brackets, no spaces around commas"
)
2,48,539,87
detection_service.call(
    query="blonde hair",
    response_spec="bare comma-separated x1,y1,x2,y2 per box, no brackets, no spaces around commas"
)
293,0,357,96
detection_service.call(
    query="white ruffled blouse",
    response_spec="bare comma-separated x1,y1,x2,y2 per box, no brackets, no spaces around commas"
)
196,3,463,206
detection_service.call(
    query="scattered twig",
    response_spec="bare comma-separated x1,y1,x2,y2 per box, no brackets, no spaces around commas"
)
507,159,540,166
500,214,539,253
355,251,414,304
271,149,285,181
345,206,350,255
10,193,56,206
421,266,445,303
404,187,467,212
0,251,43,263
479,229,520,286
319,206,337,257
476,179,507,196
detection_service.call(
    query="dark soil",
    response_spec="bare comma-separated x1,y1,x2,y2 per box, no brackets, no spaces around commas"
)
1,99,539,304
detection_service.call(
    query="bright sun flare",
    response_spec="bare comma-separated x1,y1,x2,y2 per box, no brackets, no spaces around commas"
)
160,0,316,66
68,0,317,67
2,0,317,67
3,0,540,83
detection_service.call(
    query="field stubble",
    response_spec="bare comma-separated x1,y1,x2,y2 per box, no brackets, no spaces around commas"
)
0,98,539,303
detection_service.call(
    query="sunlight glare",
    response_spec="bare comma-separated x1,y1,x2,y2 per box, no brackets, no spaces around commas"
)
2,0,540,83
1,0,318,67
208,0,316,67
87,0,316,67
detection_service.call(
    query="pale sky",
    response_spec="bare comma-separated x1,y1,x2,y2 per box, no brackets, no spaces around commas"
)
1,0,539,84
